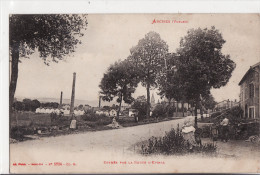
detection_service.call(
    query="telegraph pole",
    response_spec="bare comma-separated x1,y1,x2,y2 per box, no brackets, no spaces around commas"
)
70,72,76,114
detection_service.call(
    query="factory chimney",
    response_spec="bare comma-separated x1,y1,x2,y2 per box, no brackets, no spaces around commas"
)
70,72,76,114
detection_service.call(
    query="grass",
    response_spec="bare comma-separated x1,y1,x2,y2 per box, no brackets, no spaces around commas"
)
10,111,181,142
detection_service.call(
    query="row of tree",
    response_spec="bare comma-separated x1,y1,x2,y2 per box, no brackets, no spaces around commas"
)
13,99,60,112
99,27,235,121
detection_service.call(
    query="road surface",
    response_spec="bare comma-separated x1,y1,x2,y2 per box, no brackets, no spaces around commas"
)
10,116,260,174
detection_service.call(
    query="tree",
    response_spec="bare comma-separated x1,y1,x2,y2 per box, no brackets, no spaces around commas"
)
9,14,88,112
157,53,185,117
23,98,32,111
131,96,148,120
31,99,41,111
176,26,236,122
78,104,84,110
129,31,168,118
13,101,24,111
99,59,139,119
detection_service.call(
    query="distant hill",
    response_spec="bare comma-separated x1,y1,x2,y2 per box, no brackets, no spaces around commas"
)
15,97,117,107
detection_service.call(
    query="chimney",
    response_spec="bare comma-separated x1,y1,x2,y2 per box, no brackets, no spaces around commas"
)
59,91,63,108
99,96,101,108
70,72,76,114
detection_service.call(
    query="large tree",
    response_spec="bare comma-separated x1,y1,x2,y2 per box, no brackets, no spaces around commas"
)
157,53,185,117
129,31,168,118
176,26,236,122
99,59,139,118
9,14,88,111
131,95,148,119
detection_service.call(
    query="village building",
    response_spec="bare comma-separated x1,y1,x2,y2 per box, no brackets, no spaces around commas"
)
129,109,138,117
109,109,117,117
103,111,110,116
239,62,260,119
214,99,239,112
54,108,60,114
35,107,41,113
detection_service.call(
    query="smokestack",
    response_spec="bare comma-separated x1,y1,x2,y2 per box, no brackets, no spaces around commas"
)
99,96,101,108
59,91,63,108
70,72,76,114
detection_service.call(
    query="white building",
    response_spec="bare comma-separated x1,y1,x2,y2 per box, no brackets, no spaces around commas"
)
54,108,60,114
35,108,41,113
109,109,117,117
129,109,138,117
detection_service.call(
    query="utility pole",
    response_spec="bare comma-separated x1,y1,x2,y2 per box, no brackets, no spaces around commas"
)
70,72,76,114
59,91,63,109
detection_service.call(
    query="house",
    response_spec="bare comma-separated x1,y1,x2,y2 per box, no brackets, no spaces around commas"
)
39,108,46,114
215,99,239,112
74,109,84,116
54,108,60,114
129,109,138,117
62,109,70,115
103,111,110,116
109,109,117,117
239,62,260,119
95,110,109,116
95,110,103,115
35,107,41,113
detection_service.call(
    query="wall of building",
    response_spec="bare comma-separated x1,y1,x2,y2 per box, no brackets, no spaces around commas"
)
240,66,260,118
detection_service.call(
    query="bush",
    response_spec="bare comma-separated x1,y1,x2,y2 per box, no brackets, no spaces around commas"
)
81,113,108,122
81,113,112,127
152,104,167,118
141,127,217,155
131,96,148,120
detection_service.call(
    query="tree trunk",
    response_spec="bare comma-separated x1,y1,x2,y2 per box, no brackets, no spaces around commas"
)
199,95,204,121
166,98,171,118
194,103,198,128
194,100,199,128
117,93,123,120
175,101,178,117
9,43,19,113
200,103,204,121
146,83,150,118
191,101,194,116
182,101,184,117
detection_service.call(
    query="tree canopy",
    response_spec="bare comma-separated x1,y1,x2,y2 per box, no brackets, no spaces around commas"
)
129,31,168,118
176,26,236,119
9,14,88,111
99,59,139,117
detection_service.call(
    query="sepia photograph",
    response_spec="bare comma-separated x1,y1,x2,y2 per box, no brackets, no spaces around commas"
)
8,13,260,173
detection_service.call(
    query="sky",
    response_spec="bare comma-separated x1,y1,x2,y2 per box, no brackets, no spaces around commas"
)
14,14,260,104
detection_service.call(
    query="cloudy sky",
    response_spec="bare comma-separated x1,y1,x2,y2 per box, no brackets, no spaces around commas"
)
14,14,260,104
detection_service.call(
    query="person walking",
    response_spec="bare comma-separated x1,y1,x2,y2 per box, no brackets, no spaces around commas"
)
220,117,229,142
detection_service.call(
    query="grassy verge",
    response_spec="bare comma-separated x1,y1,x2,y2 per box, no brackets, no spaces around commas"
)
10,111,181,142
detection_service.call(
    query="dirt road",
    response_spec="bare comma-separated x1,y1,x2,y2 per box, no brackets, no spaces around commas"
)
10,116,190,173
10,116,260,174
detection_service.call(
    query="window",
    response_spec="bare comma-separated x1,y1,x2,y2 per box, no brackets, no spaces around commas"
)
248,107,255,119
249,83,254,98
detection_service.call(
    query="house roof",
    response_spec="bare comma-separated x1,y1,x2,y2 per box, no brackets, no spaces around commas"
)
238,61,260,85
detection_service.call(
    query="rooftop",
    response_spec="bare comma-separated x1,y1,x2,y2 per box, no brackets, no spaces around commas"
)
238,61,260,85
